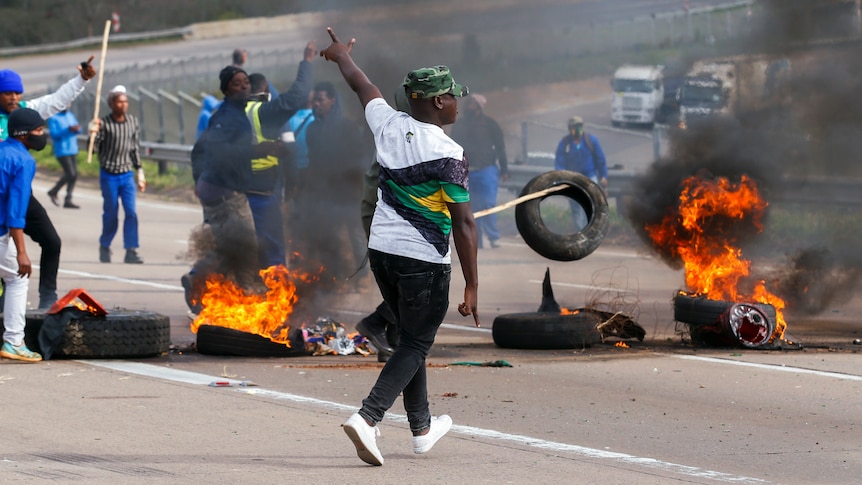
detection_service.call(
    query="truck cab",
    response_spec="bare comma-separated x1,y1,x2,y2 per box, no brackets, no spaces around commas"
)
610,65,664,127
677,69,731,129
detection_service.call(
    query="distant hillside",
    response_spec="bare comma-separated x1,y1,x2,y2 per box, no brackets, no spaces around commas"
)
0,0,423,48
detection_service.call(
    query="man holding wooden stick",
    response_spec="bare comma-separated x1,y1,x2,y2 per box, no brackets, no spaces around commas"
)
90,85,145,264
0,58,96,309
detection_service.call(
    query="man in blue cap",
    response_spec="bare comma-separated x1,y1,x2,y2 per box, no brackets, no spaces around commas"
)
0,108,48,362
0,58,96,309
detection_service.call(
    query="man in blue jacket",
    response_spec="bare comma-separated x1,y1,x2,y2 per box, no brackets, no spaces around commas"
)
185,42,314,304
554,116,608,230
0,108,47,362
47,109,82,209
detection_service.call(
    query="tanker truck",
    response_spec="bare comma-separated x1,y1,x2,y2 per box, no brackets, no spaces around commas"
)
677,55,790,129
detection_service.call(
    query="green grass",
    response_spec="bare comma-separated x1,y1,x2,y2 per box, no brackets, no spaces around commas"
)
35,149,195,201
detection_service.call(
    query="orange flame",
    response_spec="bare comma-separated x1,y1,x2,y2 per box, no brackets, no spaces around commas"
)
615,341,630,349
646,175,786,339
189,265,316,346
561,307,580,315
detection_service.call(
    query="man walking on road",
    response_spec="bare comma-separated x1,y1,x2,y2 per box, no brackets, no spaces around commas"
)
320,27,479,467
47,108,82,209
554,116,608,230
92,85,145,264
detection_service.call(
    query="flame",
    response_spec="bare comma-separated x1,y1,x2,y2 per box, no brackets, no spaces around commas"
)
190,265,316,346
615,341,630,349
646,175,786,339
560,307,580,315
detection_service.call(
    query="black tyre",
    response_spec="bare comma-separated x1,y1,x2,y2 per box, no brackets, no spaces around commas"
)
19,310,170,358
673,294,777,326
492,312,603,349
515,170,609,261
196,324,310,357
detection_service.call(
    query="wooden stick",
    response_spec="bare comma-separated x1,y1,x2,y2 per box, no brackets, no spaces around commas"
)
473,184,567,219
87,20,112,164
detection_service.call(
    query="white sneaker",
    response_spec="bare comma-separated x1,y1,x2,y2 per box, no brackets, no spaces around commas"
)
413,415,452,454
343,413,384,466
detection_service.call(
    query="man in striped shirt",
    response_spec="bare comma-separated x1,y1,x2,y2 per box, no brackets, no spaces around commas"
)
92,85,145,264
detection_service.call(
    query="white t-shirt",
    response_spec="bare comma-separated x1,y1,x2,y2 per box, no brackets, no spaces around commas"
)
364,97,470,264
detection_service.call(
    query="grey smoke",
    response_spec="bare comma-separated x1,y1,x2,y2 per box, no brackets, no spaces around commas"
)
626,1,862,315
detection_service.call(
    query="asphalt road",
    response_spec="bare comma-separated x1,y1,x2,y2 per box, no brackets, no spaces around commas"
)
3,2,862,482
1,171,860,484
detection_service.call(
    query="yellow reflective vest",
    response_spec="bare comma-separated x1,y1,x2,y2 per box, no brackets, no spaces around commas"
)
245,100,279,172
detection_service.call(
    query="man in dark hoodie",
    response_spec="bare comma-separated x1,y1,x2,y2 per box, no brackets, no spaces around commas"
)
186,42,314,299
298,81,369,285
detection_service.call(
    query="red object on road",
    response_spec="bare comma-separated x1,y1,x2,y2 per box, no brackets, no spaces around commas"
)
47,288,108,317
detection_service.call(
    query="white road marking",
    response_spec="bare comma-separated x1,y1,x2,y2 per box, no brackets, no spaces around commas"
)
83,360,765,484
55,268,182,291
528,279,632,292
670,354,862,381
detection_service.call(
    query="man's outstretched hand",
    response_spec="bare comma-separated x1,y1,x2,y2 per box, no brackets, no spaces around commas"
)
78,55,96,81
319,27,355,62
303,40,317,62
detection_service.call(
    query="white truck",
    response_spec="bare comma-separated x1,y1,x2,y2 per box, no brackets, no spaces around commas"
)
610,64,665,127
677,55,790,129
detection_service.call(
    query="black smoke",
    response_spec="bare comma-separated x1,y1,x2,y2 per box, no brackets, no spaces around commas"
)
626,1,862,315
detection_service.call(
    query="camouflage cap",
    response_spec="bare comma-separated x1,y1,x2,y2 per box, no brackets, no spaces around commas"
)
403,65,468,99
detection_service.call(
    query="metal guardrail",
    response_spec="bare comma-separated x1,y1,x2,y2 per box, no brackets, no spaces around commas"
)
74,136,192,164
0,27,192,57
126,140,862,209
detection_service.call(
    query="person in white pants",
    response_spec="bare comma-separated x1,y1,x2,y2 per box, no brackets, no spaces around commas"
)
0,108,47,362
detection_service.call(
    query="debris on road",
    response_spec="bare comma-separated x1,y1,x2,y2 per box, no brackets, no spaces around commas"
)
450,360,512,367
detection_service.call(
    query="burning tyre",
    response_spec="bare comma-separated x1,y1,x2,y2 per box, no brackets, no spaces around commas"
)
673,294,777,348
515,170,609,261
18,310,170,358
196,324,309,357
492,312,603,349
673,293,776,326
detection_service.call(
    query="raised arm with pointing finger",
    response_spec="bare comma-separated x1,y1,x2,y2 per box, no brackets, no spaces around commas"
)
321,26,479,467
320,27,479,326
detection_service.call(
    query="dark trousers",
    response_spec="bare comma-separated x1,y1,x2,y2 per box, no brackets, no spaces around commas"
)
49,155,78,202
247,187,286,269
1,196,61,309
359,249,451,433
470,165,500,246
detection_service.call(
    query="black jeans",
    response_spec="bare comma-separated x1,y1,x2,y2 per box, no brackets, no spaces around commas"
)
359,249,451,433
49,155,78,202
25,196,61,308
0,196,61,309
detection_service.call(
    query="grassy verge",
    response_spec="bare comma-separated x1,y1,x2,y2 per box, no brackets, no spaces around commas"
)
35,149,196,202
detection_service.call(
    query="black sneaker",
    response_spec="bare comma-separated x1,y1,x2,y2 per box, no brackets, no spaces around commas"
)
356,319,395,355
64,201,80,209
99,245,111,263
124,249,144,264
47,191,59,206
